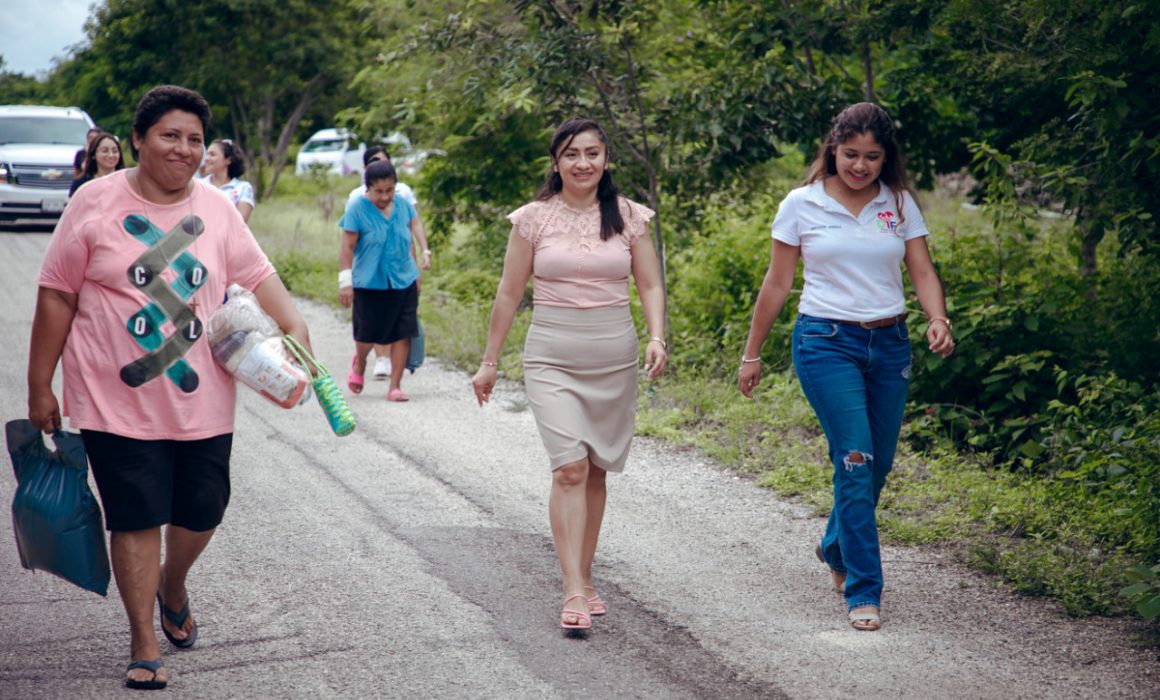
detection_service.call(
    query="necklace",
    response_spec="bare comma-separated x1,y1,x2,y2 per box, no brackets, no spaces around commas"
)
132,170,202,317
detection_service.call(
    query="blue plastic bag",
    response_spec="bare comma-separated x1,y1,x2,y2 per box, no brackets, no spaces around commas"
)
6,420,110,596
406,319,425,373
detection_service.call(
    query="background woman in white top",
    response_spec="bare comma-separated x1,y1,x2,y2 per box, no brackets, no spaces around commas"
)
202,139,255,222
738,103,954,632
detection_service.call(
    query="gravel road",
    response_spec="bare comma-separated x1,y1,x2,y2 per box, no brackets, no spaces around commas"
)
0,230,1156,698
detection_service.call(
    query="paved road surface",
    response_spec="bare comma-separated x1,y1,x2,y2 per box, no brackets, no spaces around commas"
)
0,231,1156,698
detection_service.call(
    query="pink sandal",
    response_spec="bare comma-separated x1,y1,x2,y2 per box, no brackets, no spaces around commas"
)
560,594,592,630
348,356,364,394
584,585,607,616
386,388,409,402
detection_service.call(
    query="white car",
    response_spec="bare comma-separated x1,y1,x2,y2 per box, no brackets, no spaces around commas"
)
294,128,412,177
396,148,446,177
0,105,95,225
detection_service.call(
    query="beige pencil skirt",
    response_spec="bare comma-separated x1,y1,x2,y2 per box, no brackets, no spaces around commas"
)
523,304,640,472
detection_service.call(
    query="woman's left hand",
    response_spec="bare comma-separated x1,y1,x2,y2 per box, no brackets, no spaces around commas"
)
643,339,667,379
926,321,954,358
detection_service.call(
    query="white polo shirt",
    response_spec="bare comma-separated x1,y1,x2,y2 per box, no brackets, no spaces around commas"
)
345,180,417,211
772,180,928,322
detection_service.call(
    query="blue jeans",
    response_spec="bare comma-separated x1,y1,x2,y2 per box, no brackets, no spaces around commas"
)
792,314,911,610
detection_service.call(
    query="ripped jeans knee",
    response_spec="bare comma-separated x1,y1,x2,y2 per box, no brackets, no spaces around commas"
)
842,450,873,472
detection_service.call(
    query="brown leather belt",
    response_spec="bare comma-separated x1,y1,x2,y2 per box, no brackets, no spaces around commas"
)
835,313,908,330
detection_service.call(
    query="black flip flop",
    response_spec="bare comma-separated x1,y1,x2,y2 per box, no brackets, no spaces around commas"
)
157,593,198,649
125,658,167,690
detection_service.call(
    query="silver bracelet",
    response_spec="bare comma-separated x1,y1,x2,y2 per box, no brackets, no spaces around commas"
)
740,356,762,364
648,337,667,351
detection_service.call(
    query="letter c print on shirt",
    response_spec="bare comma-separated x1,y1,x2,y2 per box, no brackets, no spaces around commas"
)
119,214,208,393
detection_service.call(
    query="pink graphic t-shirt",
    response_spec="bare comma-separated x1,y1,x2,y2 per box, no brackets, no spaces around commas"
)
38,171,276,440
508,195,655,309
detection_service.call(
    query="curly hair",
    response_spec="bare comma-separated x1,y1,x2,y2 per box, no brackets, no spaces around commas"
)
130,85,212,159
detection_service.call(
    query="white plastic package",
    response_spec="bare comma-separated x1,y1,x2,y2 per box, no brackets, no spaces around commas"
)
208,285,310,408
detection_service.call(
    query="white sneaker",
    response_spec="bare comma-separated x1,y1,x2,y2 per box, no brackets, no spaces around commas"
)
372,356,391,379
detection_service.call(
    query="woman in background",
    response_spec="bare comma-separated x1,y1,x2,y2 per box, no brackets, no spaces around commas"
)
344,145,430,380
202,138,255,222
69,131,125,196
338,160,428,402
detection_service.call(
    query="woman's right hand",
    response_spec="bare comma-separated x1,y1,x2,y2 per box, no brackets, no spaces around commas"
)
737,361,762,398
28,388,62,433
471,365,498,406
339,286,353,308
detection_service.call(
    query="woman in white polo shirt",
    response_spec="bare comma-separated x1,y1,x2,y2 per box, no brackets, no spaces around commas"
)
738,102,954,632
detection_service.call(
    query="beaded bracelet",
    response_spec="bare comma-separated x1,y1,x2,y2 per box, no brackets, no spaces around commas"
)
480,360,498,367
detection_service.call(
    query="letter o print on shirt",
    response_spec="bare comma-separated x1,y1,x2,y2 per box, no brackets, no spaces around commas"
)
129,311,154,338
185,264,207,288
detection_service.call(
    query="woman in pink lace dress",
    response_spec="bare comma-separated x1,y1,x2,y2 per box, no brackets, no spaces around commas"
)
472,119,667,634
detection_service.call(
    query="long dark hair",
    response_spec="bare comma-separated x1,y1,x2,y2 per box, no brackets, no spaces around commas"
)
82,132,125,178
536,118,623,241
805,102,914,223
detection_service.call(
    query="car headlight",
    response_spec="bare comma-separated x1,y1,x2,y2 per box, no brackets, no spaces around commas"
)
0,163,8,185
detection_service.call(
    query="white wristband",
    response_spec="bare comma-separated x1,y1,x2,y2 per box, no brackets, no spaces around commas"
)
338,269,353,289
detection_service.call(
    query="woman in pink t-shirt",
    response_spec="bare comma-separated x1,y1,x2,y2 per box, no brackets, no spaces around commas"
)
28,85,312,691
471,119,668,634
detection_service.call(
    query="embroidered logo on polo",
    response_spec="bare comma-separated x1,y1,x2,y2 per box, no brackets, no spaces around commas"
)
876,211,898,232
119,214,208,393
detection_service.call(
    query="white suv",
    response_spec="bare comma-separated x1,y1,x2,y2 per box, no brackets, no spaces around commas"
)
0,105,95,225
294,128,412,177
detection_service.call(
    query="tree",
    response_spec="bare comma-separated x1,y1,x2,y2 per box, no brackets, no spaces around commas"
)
347,0,797,312
59,0,368,197
922,0,1160,272
0,58,46,104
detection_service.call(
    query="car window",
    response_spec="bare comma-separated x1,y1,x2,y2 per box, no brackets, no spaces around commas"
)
301,138,347,153
0,116,91,145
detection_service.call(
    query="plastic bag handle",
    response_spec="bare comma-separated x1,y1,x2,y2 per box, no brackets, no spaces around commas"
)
282,335,325,379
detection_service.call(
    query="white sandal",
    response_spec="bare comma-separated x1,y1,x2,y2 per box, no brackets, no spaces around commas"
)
849,607,882,631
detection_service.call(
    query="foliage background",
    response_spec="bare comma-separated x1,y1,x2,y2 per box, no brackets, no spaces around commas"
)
3,0,1157,621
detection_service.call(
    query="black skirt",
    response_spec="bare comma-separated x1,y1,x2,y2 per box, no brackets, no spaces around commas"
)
352,284,419,344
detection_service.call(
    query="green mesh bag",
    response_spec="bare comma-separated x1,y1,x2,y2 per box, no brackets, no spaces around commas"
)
283,336,356,437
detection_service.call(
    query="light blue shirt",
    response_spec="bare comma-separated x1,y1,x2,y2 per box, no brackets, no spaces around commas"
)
339,194,419,290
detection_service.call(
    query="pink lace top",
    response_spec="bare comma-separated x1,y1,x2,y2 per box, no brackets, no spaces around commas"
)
508,195,655,309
